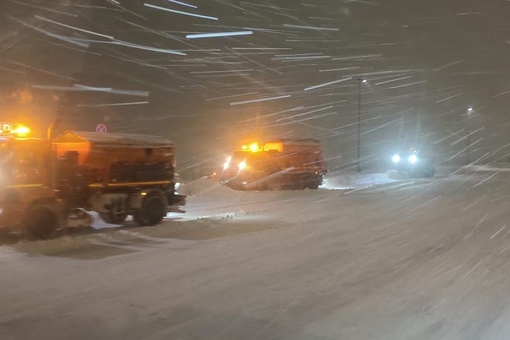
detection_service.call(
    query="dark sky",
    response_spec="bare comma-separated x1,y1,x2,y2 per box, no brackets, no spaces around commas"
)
1,0,510,176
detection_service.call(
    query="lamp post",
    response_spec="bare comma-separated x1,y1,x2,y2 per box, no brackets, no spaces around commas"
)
466,107,473,165
356,78,367,172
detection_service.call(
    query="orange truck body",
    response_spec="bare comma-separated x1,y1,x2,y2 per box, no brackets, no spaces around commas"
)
53,131,178,188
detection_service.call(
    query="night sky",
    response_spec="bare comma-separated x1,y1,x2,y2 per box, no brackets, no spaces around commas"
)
1,0,510,178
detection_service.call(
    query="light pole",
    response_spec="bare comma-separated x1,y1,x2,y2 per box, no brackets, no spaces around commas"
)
356,78,367,172
466,107,473,165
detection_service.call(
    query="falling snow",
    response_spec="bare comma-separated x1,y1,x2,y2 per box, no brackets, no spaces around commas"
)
2,0,510,339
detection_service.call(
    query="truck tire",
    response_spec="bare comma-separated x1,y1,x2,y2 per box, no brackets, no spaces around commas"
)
133,193,165,226
307,177,320,190
24,204,59,240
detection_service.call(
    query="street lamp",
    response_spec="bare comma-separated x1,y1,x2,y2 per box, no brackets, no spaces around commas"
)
466,107,473,165
357,78,367,172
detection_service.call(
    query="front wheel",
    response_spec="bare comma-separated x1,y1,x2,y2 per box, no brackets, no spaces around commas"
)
133,194,166,226
307,178,320,190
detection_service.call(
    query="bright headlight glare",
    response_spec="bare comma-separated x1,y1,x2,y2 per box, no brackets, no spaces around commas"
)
238,160,247,171
391,154,401,163
408,155,418,164
223,156,232,170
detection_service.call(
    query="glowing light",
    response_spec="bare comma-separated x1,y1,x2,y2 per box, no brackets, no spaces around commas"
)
238,160,247,171
408,154,418,164
241,143,260,152
14,126,30,135
0,123,30,137
391,154,401,163
223,156,232,170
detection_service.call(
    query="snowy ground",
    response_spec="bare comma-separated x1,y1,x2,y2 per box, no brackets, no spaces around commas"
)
2,168,510,339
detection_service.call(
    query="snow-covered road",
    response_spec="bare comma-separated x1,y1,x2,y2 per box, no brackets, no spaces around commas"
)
2,168,510,339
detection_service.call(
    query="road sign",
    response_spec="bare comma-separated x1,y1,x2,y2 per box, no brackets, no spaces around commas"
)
96,123,108,133
0,122,13,136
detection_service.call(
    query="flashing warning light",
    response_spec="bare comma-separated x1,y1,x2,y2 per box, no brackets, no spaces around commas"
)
0,123,30,137
12,125,30,137
241,143,260,152
262,142,283,152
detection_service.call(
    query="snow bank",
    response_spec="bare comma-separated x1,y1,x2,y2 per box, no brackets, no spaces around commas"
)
322,171,399,190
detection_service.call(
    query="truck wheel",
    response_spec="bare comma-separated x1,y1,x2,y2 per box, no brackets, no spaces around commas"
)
134,194,165,226
24,205,59,240
307,178,320,190
99,212,128,225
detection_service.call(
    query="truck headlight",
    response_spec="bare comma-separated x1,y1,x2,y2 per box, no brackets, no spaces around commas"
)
408,154,418,164
238,160,247,171
391,154,401,163
223,156,232,170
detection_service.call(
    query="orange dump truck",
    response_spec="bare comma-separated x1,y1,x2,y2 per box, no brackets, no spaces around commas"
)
220,138,327,190
0,130,185,238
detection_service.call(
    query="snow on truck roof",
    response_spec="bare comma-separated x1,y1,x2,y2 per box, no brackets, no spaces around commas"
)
53,131,174,147
264,138,322,145
262,138,322,151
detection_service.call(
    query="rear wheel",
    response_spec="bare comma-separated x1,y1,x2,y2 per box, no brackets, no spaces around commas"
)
24,204,59,240
133,193,166,226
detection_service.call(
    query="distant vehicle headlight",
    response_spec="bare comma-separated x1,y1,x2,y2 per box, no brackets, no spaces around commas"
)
391,154,401,163
238,160,247,171
408,154,418,164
